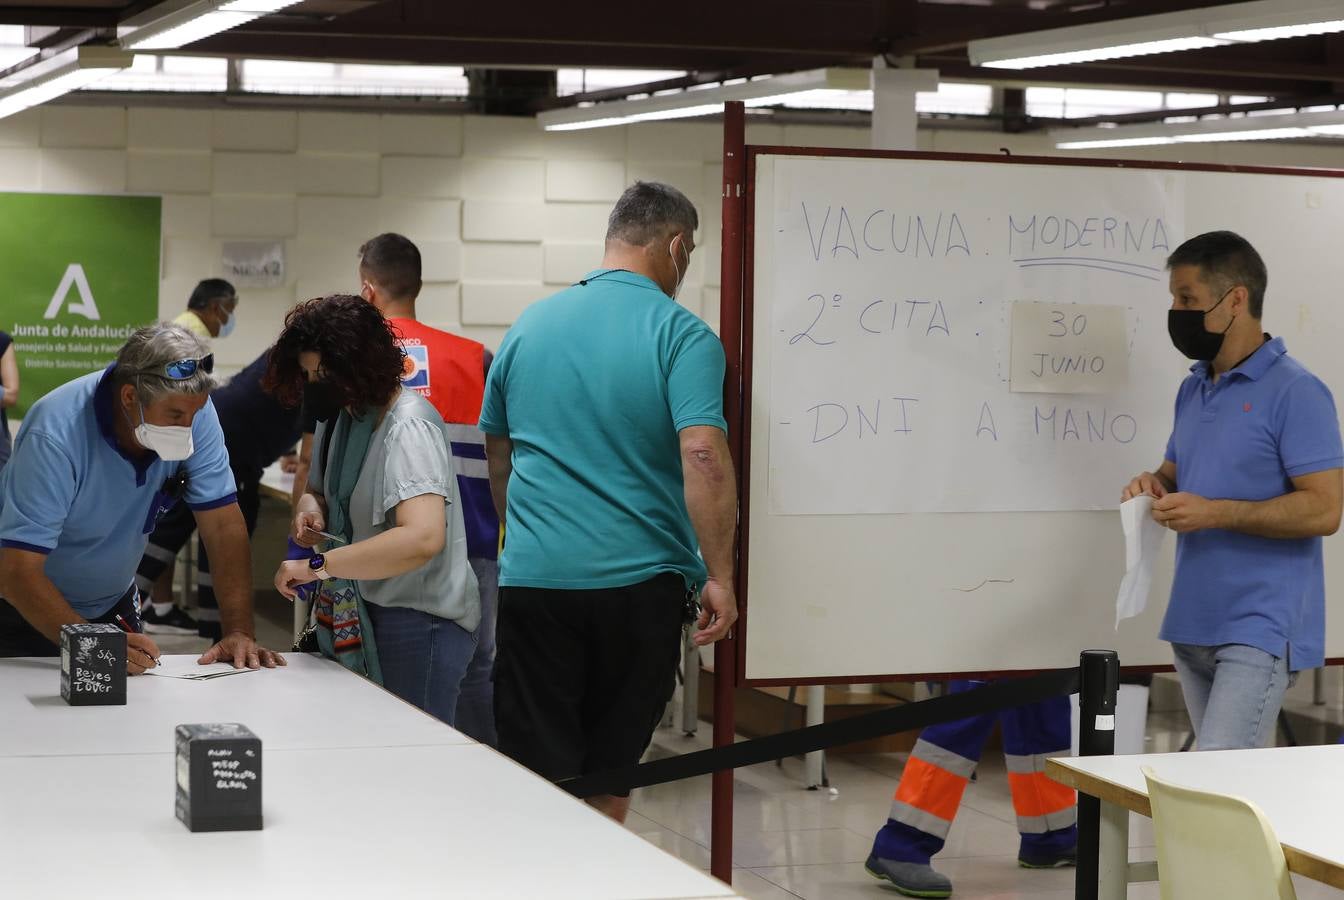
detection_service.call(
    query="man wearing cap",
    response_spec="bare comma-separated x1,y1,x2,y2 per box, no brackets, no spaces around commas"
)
0,322,284,672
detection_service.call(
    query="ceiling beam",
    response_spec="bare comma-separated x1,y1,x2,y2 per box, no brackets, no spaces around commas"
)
0,27,107,80
194,32,854,70
929,60,1323,97
927,40,1338,85
191,0,1323,76
200,27,876,58
0,7,119,27
204,0,1230,55
1089,57,1338,84
318,0,1229,41
533,71,734,108
1053,92,1344,128
44,89,470,113
879,0,1235,56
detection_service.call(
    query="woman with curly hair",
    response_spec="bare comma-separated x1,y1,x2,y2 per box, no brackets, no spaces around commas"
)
265,294,479,723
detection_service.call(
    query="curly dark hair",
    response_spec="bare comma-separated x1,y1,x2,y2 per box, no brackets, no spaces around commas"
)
263,294,406,411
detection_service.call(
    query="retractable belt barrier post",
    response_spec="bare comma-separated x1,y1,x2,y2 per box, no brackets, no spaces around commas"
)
1075,649,1121,900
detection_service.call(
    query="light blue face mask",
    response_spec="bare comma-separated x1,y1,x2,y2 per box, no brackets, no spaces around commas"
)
218,305,237,338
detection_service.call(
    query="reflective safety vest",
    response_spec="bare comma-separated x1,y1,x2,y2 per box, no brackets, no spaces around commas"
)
389,318,498,560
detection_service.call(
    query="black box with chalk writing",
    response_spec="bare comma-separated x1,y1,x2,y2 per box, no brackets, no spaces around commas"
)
59,623,126,706
174,723,262,832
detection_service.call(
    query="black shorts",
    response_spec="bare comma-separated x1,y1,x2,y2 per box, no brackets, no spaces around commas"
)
494,573,686,796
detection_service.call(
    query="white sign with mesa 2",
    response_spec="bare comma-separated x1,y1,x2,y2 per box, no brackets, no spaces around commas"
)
221,240,285,289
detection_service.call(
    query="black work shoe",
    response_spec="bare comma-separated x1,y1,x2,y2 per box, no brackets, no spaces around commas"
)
865,854,953,898
141,605,199,635
1017,845,1077,869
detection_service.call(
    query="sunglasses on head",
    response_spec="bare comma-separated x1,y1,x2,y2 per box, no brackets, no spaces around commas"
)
142,354,214,381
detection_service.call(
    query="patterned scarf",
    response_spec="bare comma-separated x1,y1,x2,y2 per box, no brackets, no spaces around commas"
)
313,407,383,684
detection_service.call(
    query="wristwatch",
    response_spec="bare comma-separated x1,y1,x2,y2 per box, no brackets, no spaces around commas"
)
308,554,332,581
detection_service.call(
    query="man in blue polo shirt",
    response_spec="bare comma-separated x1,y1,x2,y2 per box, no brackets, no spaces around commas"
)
1123,230,1342,750
0,323,284,672
134,347,307,641
481,181,738,823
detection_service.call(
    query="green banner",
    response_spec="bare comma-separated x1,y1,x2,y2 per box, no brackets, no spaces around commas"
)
2,192,161,419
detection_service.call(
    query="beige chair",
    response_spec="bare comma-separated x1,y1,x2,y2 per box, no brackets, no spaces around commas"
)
1142,765,1296,900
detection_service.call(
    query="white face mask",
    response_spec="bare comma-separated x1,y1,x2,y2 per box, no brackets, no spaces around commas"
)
218,307,236,338
132,400,195,461
668,237,690,300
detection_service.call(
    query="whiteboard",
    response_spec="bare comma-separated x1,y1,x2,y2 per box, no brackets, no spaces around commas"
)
744,151,1344,682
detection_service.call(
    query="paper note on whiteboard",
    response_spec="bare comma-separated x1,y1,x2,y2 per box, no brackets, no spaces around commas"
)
1010,301,1129,395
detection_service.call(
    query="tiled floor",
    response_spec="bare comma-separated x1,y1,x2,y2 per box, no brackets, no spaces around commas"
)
628,680,1344,900
156,601,1344,899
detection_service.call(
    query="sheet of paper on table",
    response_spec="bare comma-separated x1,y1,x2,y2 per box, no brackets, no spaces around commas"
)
142,656,259,681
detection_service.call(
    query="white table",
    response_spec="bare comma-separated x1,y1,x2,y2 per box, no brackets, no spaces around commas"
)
0,654,737,899
0,654,468,757
1048,745,1344,897
258,460,295,503
0,744,735,899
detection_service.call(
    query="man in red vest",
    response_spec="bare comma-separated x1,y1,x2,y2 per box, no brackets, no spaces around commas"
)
356,233,501,744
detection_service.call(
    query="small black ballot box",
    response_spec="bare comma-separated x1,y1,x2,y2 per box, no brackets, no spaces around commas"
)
174,723,263,832
59,624,126,706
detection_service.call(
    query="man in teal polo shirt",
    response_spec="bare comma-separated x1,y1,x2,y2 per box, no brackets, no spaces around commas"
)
0,322,284,672
481,181,738,823
1123,230,1342,750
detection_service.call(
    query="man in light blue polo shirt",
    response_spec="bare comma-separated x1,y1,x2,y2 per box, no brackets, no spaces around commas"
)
481,181,738,824
0,323,284,673
1123,230,1342,750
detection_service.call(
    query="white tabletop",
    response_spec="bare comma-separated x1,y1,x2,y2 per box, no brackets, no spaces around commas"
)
0,654,471,757
259,460,295,502
1050,745,1344,888
0,743,737,899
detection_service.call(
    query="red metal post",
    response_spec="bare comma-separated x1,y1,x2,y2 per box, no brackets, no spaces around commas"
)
711,99,747,886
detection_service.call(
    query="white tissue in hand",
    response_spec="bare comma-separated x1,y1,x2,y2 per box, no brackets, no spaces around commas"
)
1116,494,1167,628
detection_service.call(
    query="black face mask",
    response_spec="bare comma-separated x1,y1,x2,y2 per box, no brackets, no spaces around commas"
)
303,380,344,423
1168,287,1235,361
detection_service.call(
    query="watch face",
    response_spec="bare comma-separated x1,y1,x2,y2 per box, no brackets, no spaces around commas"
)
308,554,324,571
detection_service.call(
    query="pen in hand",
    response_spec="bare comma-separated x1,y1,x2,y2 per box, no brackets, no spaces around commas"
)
114,614,160,666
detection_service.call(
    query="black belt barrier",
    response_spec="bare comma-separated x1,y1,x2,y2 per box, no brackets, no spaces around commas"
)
558,667,1081,799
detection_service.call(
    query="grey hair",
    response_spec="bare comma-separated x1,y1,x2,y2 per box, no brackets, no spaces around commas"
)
112,323,215,406
605,181,699,246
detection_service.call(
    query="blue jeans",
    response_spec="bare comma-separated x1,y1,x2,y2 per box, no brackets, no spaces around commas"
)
1171,643,1294,751
453,557,498,746
364,601,477,728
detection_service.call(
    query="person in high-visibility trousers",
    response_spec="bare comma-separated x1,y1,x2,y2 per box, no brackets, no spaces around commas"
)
865,681,1077,898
